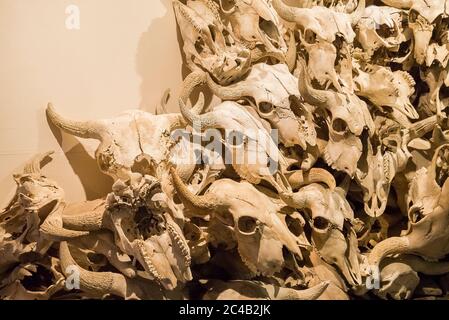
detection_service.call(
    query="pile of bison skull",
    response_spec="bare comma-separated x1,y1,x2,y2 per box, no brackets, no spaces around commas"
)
2,0,449,300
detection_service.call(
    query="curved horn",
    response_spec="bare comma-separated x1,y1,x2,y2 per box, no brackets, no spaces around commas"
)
179,71,218,129
349,0,365,25
46,103,105,140
289,168,337,190
368,236,410,266
23,151,54,175
206,73,250,101
60,241,129,298
179,70,207,115
62,210,107,231
170,167,223,215
179,98,220,129
272,0,307,24
297,58,330,105
271,281,329,300
40,205,90,241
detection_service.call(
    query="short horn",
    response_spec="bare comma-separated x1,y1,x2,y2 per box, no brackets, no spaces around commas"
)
368,236,410,266
46,103,104,140
273,281,329,300
62,210,107,231
170,167,223,215
59,241,129,298
40,206,90,241
289,168,337,190
23,151,54,175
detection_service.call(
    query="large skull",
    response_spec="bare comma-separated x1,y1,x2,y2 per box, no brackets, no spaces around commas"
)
298,59,374,137
355,6,404,57
1,152,64,274
406,0,448,65
297,58,374,175
46,173,193,291
298,31,342,91
206,63,317,149
281,183,363,288
179,97,290,192
272,0,365,44
46,102,201,211
105,175,192,290
171,169,308,276
47,104,188,183
220,0,288,57
173,0,251,84
355,139,398,218
368,142,449,266
354,65,419,121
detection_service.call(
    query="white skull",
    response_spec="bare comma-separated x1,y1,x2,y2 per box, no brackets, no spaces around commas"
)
106,174,192,290
355,6,404,57
281,183,363,288
171,172,307,276
206,63,317,149
221,0,288,55
173,0,251,84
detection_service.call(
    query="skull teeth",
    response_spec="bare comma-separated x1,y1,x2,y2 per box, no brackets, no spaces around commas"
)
167,222,192,267
135,240,163,282
237,246,260,276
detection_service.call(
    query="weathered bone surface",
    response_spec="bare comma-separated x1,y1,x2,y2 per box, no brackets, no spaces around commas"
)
2,0,449,300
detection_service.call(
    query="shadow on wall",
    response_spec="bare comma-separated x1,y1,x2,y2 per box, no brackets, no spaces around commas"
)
136,0,180,113
47,0,217,201
136,0,214,113
46,114,114,201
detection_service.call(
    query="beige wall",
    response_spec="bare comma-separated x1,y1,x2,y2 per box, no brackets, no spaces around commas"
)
0,0,185,207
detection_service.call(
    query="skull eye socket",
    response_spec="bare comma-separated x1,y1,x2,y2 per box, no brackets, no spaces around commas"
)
237,216,258,234
258,102,274,115
408,10,419,24
286,215,303,236
409,206,425,224
312,216,331,232
332,118,348,134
